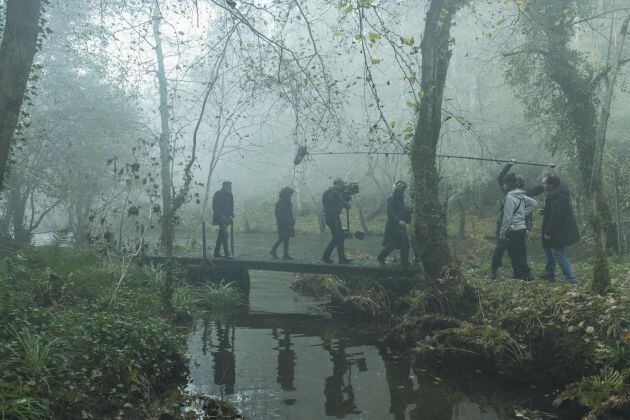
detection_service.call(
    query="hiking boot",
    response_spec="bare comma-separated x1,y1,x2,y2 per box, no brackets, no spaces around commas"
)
270,250,279,259
283,255,294,260
377,258,387,267
339,258,352,264
321,257,334,264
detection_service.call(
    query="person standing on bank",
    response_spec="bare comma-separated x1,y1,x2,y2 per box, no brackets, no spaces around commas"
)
499,173,538,280
212,181,234,258
540,175,580,283
321,178,352,264
377,181,411,267
489,160,545,280
270,187,296,260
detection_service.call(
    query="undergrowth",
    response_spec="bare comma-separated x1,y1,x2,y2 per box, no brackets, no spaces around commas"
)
0,246,242,418
392,257,629,418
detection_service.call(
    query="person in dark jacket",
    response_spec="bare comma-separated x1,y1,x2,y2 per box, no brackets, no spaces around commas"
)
540,175,579,283
377,181,411,267
212,181,234,258
270,187,296,260
321,178,351,264
488,161,546,279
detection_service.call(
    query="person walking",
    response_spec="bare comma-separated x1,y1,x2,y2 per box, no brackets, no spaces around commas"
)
499,173,538,280
270,187,296,260
321,178,351,264
377,181,411,267
540,175,580,283
212,181,234,258
489,161,545,279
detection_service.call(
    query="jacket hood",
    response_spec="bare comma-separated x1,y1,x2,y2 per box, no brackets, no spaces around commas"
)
507,188,527,198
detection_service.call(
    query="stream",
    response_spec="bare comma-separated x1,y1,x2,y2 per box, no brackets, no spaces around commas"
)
185,233,551,419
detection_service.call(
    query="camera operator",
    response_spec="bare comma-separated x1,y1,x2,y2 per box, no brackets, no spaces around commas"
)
321,178,352,264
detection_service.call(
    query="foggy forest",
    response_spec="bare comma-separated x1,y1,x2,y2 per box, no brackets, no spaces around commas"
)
0,0,629,419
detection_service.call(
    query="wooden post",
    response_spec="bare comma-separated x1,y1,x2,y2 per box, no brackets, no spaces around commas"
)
202,221,207,259
613,168,623,256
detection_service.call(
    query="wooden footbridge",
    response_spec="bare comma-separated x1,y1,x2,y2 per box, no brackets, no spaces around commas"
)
143,254,419,295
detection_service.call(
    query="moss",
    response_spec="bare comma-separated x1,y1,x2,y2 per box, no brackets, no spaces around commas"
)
592,251,611,294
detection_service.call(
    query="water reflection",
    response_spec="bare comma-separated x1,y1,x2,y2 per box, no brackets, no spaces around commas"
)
322,337,361,417
211,320,236,395
272,329,296,392
187,311,531,419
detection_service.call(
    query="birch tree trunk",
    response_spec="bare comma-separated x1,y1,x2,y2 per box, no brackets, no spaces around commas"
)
152,8,174,255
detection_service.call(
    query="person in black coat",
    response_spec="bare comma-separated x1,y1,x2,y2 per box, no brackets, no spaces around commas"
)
212,181,234,258
377,181,411,267
321,178,351,264
540,175,579,283
270,187,296,260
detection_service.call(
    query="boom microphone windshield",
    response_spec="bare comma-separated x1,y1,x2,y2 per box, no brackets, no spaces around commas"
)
293,146,308,165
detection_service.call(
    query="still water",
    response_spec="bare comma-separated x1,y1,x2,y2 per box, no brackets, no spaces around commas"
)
186,268,547,420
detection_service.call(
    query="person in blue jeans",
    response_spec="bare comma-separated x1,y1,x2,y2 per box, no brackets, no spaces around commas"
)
540,175,580,283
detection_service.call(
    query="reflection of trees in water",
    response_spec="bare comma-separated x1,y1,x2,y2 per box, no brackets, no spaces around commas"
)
322,337,362,418
378,344,415,420
200,318,213,355
272,328,297,391
211,320,236,395
377,344,460,420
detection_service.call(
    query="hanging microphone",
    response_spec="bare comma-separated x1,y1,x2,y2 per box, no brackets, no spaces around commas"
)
293,146,308,165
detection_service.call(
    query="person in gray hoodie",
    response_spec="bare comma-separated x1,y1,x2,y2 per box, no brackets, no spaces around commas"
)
500,173,538,280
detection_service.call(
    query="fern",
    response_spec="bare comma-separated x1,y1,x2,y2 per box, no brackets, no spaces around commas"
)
50,229,70,248
554,367,629,409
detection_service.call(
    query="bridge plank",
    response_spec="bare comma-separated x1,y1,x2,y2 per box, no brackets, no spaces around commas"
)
143,255,418,277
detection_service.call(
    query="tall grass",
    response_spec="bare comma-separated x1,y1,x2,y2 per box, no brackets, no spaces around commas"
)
11,326,58,382
0,380,51,420
195,281,242,309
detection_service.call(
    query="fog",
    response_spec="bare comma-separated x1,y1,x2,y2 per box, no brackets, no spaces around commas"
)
1,0,629,255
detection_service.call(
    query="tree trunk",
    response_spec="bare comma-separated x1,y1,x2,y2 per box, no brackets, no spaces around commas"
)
541,14,630,294
458,202,466,240
0,0,42,190
410,0,463,279
356,199,370,235
588,15,630,293
152,9,174,256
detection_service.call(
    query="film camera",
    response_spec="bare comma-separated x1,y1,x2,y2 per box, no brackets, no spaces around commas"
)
342,182,360,200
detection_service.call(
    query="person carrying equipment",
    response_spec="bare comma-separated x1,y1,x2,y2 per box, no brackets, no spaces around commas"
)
321,178,352,264
488,160,546,279
498,173,538,280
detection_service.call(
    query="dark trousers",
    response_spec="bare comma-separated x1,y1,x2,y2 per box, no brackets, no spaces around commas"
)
322,217,346,260
490,238,508,274
378,232,410,266
506,229,531,280
214,223,230,256
271,237,290,256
